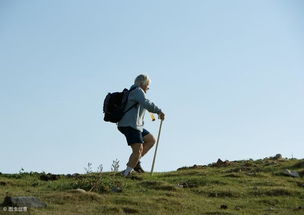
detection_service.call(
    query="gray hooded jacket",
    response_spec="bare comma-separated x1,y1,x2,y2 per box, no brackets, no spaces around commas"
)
117,84,162,131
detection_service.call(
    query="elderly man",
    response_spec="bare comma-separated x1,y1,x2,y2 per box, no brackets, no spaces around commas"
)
118,74,165,176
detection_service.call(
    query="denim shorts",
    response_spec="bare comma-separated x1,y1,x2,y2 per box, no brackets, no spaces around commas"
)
118,127,150,145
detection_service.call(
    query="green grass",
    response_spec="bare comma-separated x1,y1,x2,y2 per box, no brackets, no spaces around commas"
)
0,158,303,215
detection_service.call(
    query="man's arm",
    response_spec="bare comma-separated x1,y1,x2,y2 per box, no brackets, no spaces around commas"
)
132,88,162,114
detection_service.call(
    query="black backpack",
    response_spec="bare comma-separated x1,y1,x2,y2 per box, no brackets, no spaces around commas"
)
103,87,137,123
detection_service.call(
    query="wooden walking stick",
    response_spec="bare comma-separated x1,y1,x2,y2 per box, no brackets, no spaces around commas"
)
150,119,163,175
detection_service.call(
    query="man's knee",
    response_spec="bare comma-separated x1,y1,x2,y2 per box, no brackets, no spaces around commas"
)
151,136,156,145
144,134,156,146
150,136,156,147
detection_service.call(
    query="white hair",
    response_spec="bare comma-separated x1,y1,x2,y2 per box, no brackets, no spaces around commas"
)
134,74,151,86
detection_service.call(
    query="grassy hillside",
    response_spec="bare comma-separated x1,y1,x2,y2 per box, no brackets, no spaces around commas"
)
0,157,304,215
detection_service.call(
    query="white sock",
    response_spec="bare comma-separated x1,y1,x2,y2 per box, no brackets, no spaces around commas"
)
124,166,133,176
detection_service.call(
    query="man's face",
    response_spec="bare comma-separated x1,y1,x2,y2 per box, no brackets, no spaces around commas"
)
141,82,150,93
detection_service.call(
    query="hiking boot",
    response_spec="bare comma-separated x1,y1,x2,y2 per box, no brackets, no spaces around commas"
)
120,170,131,177
133,161,145,173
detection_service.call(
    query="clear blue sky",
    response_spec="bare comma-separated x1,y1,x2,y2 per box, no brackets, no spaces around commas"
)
0,0,303,174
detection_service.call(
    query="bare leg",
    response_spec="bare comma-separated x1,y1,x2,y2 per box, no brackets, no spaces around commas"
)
141,134,156,157
127,143,143,168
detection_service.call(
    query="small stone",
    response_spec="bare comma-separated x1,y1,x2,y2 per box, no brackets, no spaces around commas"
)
177,184,184,188
111,186,123,193
235,206,241,210
75,188,86,193
182,182,189,188
283,169,300,178
2,196,47,208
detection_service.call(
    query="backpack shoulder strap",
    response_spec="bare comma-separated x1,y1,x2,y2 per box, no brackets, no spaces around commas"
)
123,86,138,114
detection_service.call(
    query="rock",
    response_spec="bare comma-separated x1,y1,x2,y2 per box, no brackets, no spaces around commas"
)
40,173,60,181
177,164,205,171
217,159,224,164
273,154,283,160
283,169,300,178
180,182,188,188
111,186,123,193
75,188,86,193
2,196,47,208
235,206,241,210
68,188,87,194
176,182,195,188
210,159,231,167
220,205,228,209
177,184,184,188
